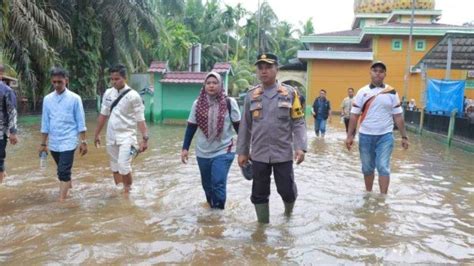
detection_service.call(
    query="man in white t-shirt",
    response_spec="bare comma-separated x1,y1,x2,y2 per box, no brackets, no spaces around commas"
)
94,64,149,194
345,61,409,194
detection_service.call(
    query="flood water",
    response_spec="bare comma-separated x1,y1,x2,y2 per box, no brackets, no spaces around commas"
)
0,114,473,264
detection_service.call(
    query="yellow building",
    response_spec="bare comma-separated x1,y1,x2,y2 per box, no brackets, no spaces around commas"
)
298,1,474,111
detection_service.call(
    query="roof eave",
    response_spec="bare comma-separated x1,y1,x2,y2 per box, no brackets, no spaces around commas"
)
386,9,442,23
297,50,373,61
301,26,474,45
301,35,363,44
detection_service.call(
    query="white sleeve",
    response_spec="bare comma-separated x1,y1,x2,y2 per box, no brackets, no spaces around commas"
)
350,89,364,115
100,90,111,116
392,92,403,114
229,97,241,122
132,92,145,121
187,100,198,124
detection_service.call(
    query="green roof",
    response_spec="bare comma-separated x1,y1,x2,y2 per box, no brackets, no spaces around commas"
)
301,25,474,44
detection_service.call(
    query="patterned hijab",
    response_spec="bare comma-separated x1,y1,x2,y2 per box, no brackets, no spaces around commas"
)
195,72,227,139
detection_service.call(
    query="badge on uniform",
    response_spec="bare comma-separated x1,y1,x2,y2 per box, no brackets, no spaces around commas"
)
278,101,291,108
252,110,260,118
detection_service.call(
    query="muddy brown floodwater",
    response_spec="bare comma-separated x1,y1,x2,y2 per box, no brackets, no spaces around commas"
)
0,115,472,264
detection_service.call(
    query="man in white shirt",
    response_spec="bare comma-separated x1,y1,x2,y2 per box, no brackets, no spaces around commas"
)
94,64,149,194
345,61,409,194
340,87,355,133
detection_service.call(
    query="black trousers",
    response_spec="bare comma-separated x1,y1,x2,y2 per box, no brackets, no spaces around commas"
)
51,149,76,182
0,136,7,172
251,160,297,204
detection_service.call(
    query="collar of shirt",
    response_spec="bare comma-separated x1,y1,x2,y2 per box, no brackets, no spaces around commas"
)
262,83,278,98
113,84,131,95
53,88,69,103
369,83,385,89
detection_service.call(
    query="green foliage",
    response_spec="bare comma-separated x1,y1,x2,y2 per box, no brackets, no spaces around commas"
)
61,4,101,97
1,0,316,101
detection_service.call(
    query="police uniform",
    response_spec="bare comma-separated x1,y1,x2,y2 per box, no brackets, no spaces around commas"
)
236,53,307,219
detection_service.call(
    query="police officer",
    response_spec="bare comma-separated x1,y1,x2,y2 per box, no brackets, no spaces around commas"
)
236,53,308,224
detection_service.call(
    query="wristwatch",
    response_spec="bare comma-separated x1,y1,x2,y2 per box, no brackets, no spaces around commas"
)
143,136,149,141
81,140,88,144
402,136,408,140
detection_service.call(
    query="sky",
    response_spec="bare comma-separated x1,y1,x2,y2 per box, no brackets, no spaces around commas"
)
222,0,473,34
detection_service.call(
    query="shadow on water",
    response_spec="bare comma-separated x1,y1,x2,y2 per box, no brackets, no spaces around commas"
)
0,115,472,264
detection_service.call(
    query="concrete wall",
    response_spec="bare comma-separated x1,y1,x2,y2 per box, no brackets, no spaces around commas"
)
307,59,372,111
305,35,469,112
375,35,466,104
277,70,306,89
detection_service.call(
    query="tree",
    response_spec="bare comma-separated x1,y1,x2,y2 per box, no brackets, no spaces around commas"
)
1,0,72,108
301,18,315,36
1,0,309,100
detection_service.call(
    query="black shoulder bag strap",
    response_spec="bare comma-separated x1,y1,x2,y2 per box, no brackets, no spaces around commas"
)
110,89,132,113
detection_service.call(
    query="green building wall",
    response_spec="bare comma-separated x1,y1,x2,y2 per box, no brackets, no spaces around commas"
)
162,83,201,122
152,73,163,123
150,72,229,124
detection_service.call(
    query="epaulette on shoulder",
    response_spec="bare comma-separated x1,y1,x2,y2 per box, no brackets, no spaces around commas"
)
281,83,294,90
249,85,263,99
247,84,261,92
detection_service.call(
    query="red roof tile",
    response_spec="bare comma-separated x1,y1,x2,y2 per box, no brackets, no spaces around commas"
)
160,72,208,84
148,61,168,73
211,62,232,73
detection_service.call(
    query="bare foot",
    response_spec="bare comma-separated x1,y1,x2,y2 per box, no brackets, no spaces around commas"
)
200,202,211,208
0,171,6,184
59,181,70,202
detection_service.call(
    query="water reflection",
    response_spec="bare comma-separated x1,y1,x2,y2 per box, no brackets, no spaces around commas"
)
0,115,472,264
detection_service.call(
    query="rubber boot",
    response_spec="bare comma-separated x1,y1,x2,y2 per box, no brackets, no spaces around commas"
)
284,201,294,217
254,203,270,224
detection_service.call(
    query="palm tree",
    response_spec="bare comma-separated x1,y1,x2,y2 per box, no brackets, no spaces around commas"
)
154,19,198,70
301,18,315,35
257,2,279,53
275,21,301,64
1,0,72,108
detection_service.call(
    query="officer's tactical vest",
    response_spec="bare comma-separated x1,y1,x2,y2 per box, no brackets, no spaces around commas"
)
249,84,304,119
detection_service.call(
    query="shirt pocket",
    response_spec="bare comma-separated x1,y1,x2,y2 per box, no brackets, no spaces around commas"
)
250,100,263,121
277,96,291,120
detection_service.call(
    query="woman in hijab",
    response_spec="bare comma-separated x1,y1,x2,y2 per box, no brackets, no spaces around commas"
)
181,72,241,209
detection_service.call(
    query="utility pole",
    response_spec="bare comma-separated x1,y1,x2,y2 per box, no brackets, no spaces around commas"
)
403,0,416,105
257,0,261,53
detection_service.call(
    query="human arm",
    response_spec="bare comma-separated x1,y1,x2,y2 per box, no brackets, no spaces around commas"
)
236,94,252,167
137,121,148,152
394,113,408,149
181,123,198,163
6,90,18,144
345,113,360,151
94,114,108,147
